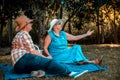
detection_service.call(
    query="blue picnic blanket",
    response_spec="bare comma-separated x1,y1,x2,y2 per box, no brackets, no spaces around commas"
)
0,63,107,80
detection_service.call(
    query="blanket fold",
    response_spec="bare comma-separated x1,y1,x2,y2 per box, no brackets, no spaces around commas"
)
0,63,107,80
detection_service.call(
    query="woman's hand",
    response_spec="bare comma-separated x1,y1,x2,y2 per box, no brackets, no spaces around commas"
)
86,30,94,36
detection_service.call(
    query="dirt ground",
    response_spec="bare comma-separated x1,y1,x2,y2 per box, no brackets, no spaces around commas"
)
0,44,120,80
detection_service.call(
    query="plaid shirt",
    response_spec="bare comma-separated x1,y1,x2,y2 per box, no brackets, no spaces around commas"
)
11,30,35,65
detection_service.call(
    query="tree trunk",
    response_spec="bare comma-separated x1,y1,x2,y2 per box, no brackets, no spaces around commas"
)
101,26,105,43
96,9,100,44
113,6,118,43
0,19,4,46
8,17,13,46
37,11,46,49
59,5,63,19
62,6,81,30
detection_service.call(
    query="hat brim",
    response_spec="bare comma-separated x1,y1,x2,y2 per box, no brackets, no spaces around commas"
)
15,19,33,32
48,19,64,32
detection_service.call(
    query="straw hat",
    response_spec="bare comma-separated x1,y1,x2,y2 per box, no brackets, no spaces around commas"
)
48,19,64,32
15,15,33,32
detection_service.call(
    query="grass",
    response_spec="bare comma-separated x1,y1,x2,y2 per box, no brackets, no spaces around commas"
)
0,44,120,80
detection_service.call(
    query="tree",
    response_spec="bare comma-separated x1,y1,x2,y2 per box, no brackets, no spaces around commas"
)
1,0,120,47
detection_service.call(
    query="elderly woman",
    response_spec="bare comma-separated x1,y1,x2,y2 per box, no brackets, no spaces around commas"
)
11,15,88,78
44,19,103,65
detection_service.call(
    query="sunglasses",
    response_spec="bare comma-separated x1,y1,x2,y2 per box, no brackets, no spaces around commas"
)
55,22,61,26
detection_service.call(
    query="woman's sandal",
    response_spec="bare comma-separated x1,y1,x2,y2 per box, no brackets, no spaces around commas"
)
76,55,103,65
93,55,103,65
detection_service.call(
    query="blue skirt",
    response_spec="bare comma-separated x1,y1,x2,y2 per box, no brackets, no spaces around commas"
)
50,45,89,63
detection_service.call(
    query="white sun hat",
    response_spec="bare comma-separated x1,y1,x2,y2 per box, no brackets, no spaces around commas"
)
48,19,65,32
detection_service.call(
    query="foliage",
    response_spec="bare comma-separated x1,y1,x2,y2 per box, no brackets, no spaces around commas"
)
0,0,120,47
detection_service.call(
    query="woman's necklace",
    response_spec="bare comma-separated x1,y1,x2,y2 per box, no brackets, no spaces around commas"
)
53,31,60,36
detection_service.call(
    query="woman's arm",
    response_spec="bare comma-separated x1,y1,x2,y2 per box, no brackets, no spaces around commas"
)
66,29,94,41
43,35,52,58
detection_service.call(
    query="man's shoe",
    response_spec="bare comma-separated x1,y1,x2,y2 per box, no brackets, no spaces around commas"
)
69,70,88,79
30,70,45,77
